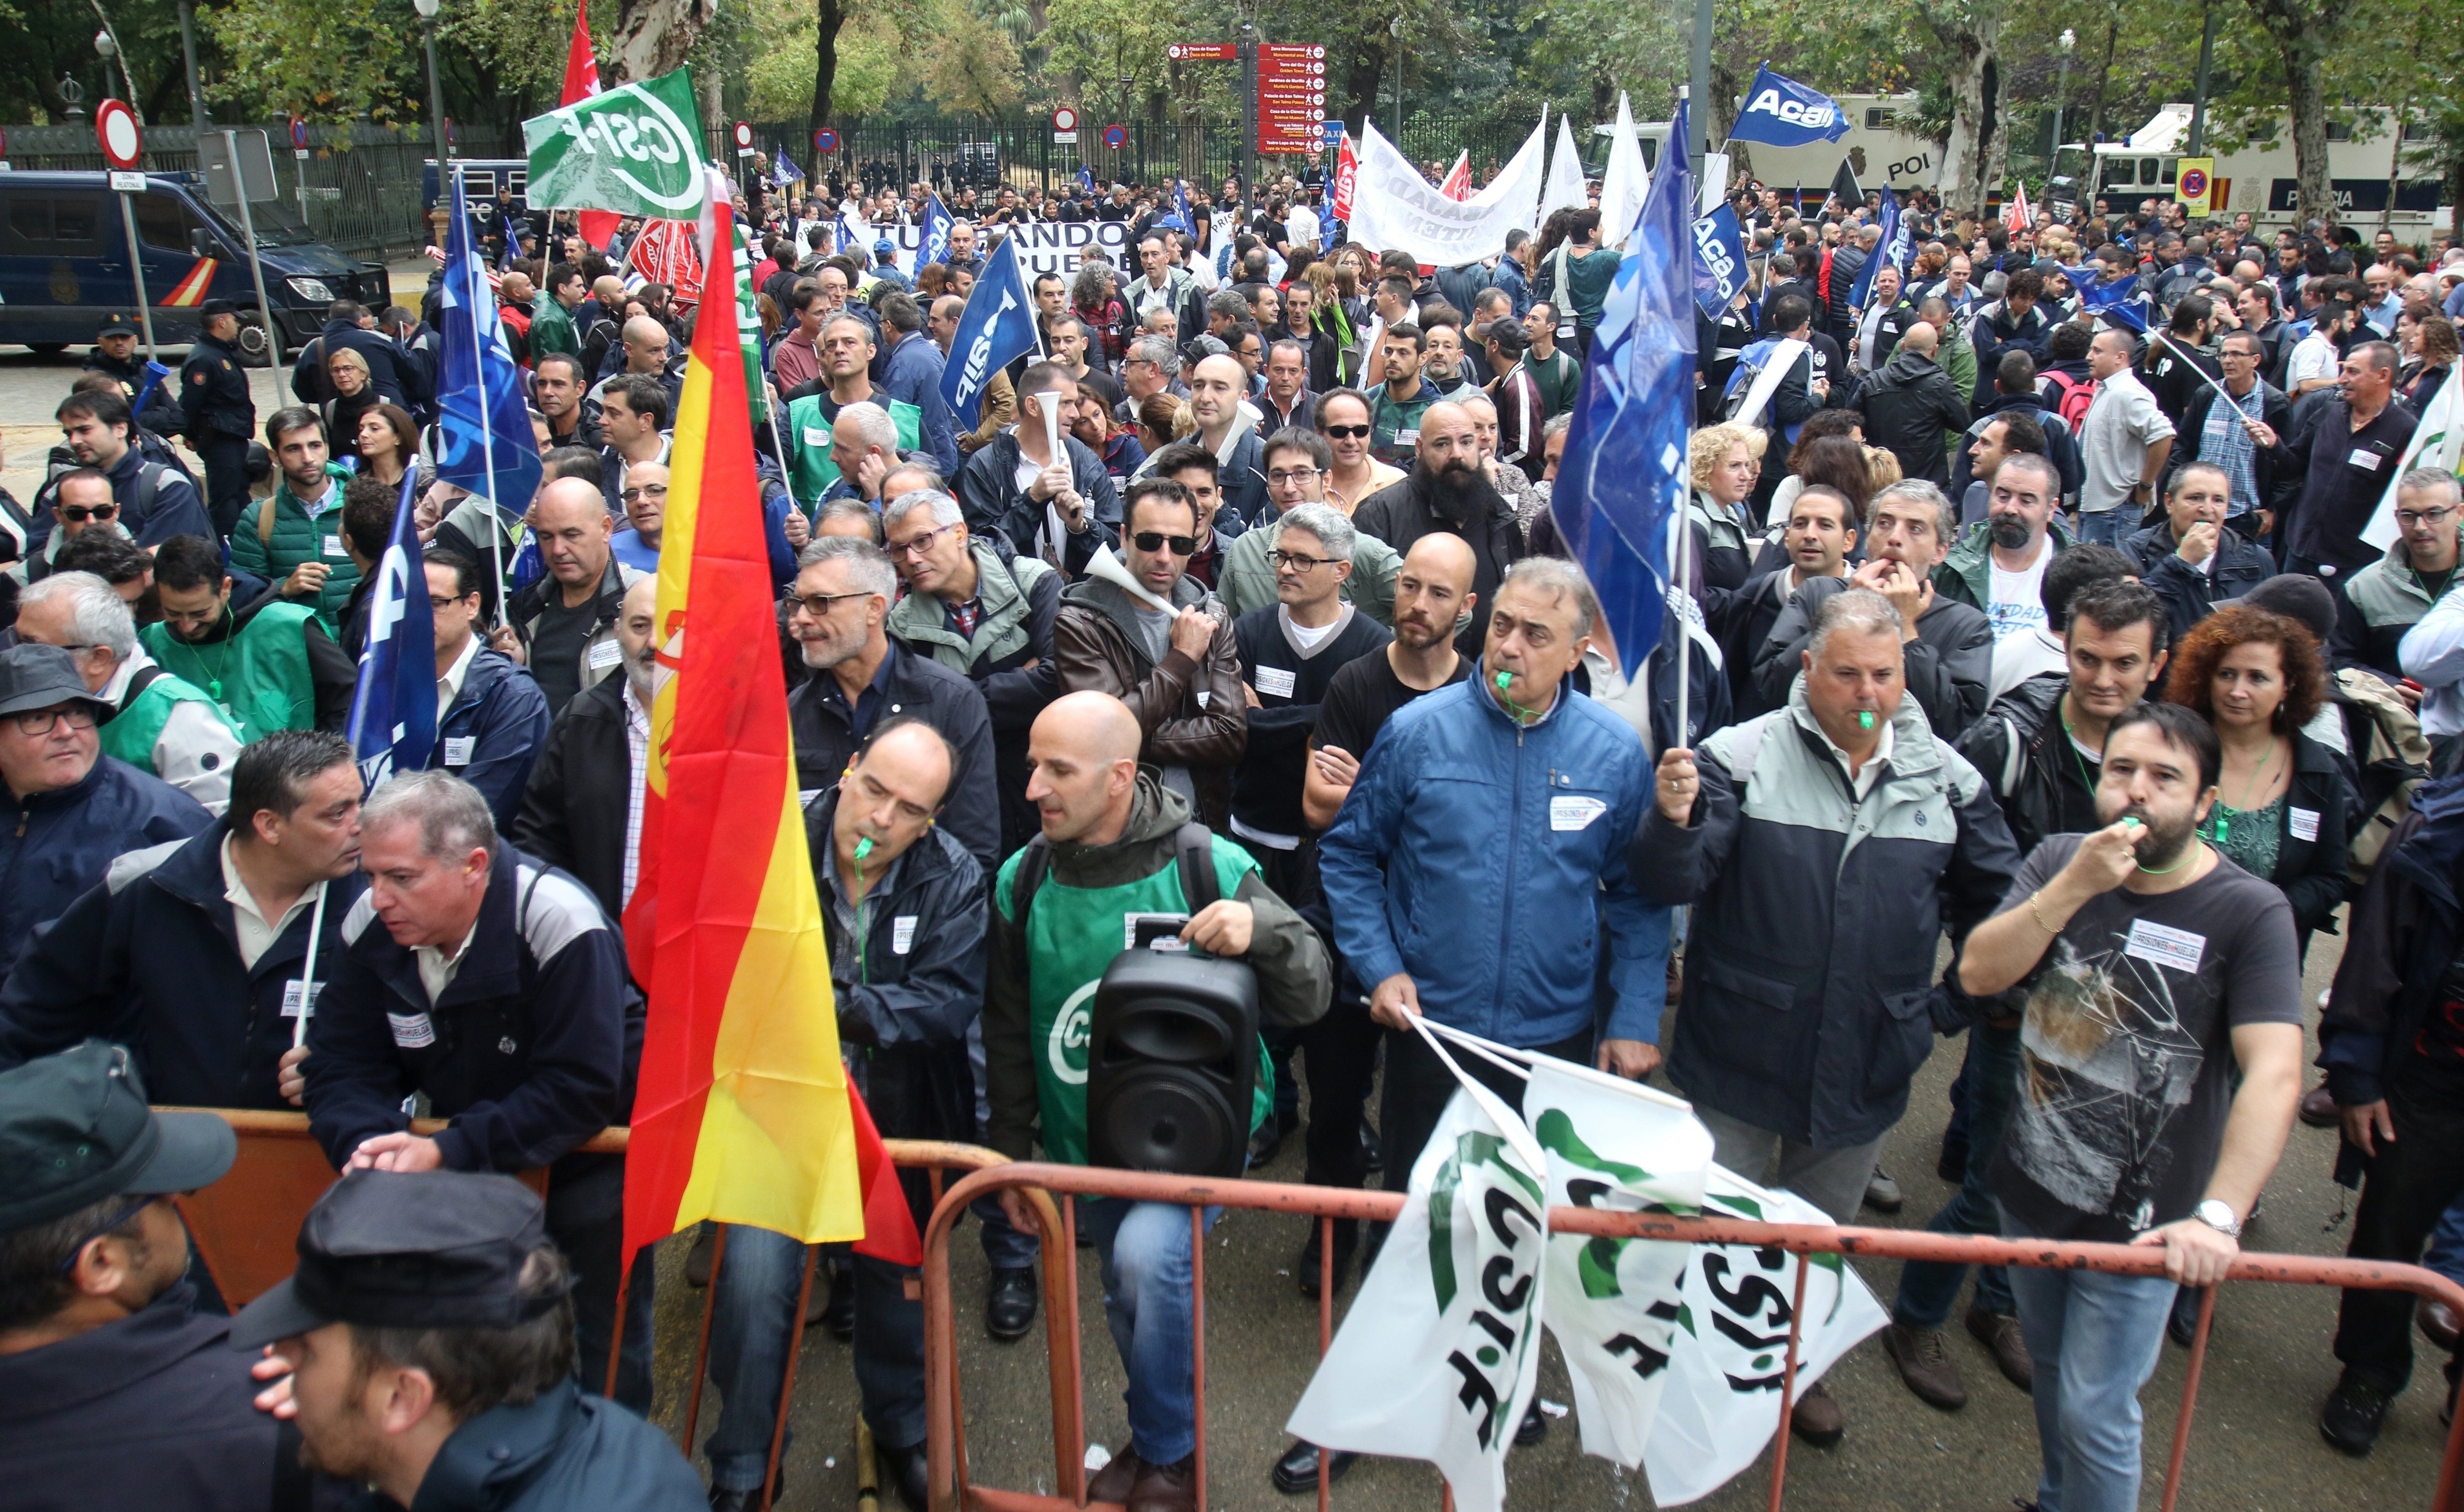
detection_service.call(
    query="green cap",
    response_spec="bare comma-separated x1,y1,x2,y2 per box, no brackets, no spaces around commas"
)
0,1042,235,1234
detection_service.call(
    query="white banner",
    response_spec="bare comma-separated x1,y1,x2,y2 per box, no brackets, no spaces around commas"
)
1286,1060,1548,1512
1525,1059,1713,1469
2363,366,2464,550
1541,114,1590,222
1599,92,1651,248
1347,117,1548,270
1641,1166,1889,1507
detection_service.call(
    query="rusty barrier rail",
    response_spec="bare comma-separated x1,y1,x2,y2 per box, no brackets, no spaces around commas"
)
922,1161,2464,1512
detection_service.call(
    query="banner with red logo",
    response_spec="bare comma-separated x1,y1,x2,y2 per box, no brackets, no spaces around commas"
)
624,217,704,310
1331,130,1358,222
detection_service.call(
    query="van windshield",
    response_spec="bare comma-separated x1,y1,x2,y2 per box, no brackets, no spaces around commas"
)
192,194,320,249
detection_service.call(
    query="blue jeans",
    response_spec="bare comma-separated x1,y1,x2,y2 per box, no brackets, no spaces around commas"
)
703,1227,927,1490
2074,508,2135,547
1895,1022,2019,1326
1077,1195,1223,1466
2425,1195,2464,1282
2004,1237,2176,1512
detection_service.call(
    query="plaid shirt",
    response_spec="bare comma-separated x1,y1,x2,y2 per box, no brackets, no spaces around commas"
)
622,680,650,907
2199,383,2263,518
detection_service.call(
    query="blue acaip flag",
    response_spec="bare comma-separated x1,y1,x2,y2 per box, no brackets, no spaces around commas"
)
922,191,955,267
437,173,544,597
1078,165,1096,195
1553,98,1698,675
1848,189,1906,309
1727,64,1852,149
345,470,437,790
939,235,1041,431
773,146,805,184
1692,204,1749,320
2072,265,2151,332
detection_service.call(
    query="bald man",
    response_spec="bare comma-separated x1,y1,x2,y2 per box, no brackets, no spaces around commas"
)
504,476,646,717
1187,352,1269,529
984,690,1330,1511
580,275,633,376
1854,319,1973,487
1352,401,1527,656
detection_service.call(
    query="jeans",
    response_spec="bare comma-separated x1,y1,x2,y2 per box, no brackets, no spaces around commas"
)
1077,1194,1224,1466
2004,1240,2176,1512
2333,1073,2464,1395
1693,1106,1881,1225
704,1227,928,1490
2425,1195,2464,1283
1895,1022,2019,1327
2073,508,2134,547
975,1195,1041,1270
545,1158,655,1411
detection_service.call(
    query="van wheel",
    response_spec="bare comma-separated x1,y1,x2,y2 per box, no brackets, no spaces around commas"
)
26,342,68,356
235,317,280,367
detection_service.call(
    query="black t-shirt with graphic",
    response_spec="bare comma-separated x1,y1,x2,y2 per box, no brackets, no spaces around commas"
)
1990,836,2304,1243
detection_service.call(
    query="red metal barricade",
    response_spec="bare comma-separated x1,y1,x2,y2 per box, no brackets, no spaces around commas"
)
921,1161,2464,1512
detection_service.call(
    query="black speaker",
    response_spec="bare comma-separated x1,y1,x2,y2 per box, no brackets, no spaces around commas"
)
1086,950,1259,1178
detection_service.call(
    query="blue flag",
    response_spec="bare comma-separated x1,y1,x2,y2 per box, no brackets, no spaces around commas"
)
773,145,805,184
1168,177,1195,236
1691,204,1749,319
1727,64,1851,148
345,470,437,790
939,235,1041,431
1078,165,1096,195
2072,266,2151,332
1848,189,1906,309
437,172,543,603
1553,98,1697,675
921,191,955,268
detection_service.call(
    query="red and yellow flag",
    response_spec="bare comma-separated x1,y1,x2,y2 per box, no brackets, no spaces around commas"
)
621,177,917,1266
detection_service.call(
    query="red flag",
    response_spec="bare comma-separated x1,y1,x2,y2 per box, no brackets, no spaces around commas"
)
1439,151,1472,201
561,9,620,253
847,1078,923,1264
2003,181,2033,234
1330,131,1358,222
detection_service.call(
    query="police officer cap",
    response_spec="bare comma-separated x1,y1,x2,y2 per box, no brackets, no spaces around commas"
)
0,1042,236,1233
198,298,239,318
230,1170,570,1349
97,314,138,338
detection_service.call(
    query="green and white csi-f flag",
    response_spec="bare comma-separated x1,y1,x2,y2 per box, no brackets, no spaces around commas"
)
1285,1027,1548,1512
524,66,709,222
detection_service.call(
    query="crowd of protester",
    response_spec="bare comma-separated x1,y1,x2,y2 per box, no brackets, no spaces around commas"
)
4,151,2464,1512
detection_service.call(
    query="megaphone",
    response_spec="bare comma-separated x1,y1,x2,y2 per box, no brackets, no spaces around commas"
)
1084,545,1177,614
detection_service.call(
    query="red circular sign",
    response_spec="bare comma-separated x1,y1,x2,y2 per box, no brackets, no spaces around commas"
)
94,99,143,170
290,116,310,148
1052,106,1079,133
731,120,754,150
2179,167,2210,200
814,128,839,154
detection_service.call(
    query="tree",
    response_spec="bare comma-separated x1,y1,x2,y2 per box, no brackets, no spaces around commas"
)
1916,0,2003,217
2238,0,2343,221
609,0,718,82
919,0,1023,115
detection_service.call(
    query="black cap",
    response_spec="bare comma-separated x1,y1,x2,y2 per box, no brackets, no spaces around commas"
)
97,314,138,338
0,643,107,718
0,1042,236,1233
198,298,238,318
229,1171,568,1349
2230,573,2339,645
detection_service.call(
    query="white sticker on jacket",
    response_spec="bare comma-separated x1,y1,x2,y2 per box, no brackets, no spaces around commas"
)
588,638,622,669
2289,807,2320,841
386,1011,436,1048
1549,795,1609,832
442,736,475,768
2122,918,2205,974
280,980,326,1018
1255,666,1297,699
2349,447,2384,471
893,916,918,955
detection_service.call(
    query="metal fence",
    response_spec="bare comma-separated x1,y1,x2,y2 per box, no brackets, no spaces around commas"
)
0,119,515,263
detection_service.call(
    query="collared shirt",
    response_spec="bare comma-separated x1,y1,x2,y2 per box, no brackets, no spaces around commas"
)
220,835,323,972
291,477,339,520
2079,368,2175,513
1820,713,1895,800
436,635,480,723
622,680,650,907
2199,382,2263,517
815,640,899,738
415,917,481,1006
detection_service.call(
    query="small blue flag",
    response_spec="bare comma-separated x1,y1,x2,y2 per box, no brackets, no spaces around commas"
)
1174,178,1195,235
2071,265,2151,332
437,172,544,604
939,235,1042,432
345,470,438,790
921,191,956,267
1553,98,1698,673
1848,189,1907,309
773,146,805,184
1078,165,1096,195
1727,64,1852,149
1691,204,1749,319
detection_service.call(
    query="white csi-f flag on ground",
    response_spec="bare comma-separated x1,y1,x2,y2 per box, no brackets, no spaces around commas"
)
1346,115,1549,271
1285,1026,1550,1512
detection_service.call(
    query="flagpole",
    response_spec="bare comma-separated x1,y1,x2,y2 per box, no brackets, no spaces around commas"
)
458,163,510,631
290,883,329,1050
1672,489,1692,749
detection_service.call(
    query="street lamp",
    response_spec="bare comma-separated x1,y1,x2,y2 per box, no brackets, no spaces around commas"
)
1390,15,1404,147
413,0,452,163
2052,28,2075,171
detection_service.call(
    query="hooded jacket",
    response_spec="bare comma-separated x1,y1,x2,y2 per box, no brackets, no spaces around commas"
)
1054,573,1247,830
1854,346,1973,486
885,535,1059,855
1934,516,2077,614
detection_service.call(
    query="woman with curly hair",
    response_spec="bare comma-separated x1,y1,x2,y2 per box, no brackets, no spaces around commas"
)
2161,603,2352,950
1071,262,1128,370
1687,421,1768,592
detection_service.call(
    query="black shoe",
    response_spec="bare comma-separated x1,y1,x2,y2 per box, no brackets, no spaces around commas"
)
1936,1136,1968,1185
985,1265,1038,1342
1271,1439,1358,1494
2321,1375,2393,1456
879,1436,930,1512
823,1256,856,1342
1361,1117,1383,1173
2165,1285,2204,1348
1249,1118,1286,1168
686,1223,717,1288
707,1470,783,1511
1513,1402,1548,1446
1295,1224,1357,1301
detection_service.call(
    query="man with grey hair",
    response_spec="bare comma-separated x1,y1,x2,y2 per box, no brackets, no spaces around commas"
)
1644,584,2020,1446
1219,427,1401,624
1118,333,1184,418
823,399,904,506
786,536,1001,877
883,489,1060,856
1756,480,1995,740
15,570,243,811
2387,470,2464,739
301,767,654,1408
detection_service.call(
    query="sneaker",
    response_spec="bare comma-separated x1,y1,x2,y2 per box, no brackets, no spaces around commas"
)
1788,1378,1845,1447
1864,1167,1903,1215
1512,1401,1547,1446
1086,1445,1144,1504
1881,1321,1967,1410
2320,1375,2393,1456
1965,1306,2033,1392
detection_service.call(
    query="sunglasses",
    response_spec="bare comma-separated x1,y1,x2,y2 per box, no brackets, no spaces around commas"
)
57,503,119,523
1132,531,1199,556
1322,424,1372,440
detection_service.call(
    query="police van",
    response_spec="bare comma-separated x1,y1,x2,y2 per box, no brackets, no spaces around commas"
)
1612,94,1939,199
2051,105,2453,233
0,170,387,361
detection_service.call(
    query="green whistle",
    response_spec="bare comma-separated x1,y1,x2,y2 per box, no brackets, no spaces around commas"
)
2122,816,2142,830
854,836,874,862
1494,670,1514,692
1857,710,1876,730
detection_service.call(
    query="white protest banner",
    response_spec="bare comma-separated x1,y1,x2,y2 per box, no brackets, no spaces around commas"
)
1523,1058,1713,1468
2363,368,2464,550
1599,92,1651,247
1641,1166,1888,1507
1286,1042,1548,1512
1541,113,1590,220
1346,116,1548,271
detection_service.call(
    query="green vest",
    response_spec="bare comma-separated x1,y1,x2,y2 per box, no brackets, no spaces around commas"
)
993,839,1273,1168
99,670,228,777
140,601,321,742
784,392,923,502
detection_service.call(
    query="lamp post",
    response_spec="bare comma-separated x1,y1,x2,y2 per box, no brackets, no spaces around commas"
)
413,0,451,164
2051,28,2075,169
1390,15,1404,147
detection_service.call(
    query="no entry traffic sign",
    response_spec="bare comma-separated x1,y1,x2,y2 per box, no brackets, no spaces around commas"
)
95,99,143,170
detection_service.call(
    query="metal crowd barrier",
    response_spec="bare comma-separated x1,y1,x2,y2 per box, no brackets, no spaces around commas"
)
920,1161,2464,1512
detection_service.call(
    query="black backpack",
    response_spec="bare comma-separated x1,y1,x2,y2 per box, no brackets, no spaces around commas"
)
1007,821,1220,922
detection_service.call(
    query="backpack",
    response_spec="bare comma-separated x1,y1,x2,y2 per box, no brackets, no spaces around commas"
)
2043,369,2095,430
2337,668,2433,886
1008,821,1222,922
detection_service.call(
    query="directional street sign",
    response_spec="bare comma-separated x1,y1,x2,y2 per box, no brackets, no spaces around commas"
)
1168,42,1237,61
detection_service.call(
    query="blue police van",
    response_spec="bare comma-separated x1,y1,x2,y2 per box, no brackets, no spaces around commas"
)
0,170,387,361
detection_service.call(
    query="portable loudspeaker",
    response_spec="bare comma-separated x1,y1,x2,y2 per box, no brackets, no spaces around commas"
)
1086,949,1259,1178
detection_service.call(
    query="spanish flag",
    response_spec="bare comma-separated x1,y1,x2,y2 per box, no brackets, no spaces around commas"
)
621,170,919,1266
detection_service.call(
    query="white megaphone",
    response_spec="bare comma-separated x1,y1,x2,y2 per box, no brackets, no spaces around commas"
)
1084,544,1177,614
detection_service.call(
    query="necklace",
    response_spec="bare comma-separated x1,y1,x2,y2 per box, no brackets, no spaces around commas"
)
2136,844,2196,875
2208,735,2276,843
185,608,238,703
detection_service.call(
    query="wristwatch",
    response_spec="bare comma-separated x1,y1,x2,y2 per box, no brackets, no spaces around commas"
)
2192,1198,2242,1238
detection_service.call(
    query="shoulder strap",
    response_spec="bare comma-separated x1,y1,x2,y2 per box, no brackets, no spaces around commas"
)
1175,822,1220,911
1008,835,1053,922
256,490,279,547
1723,716,1771,794
1998,713,2024,798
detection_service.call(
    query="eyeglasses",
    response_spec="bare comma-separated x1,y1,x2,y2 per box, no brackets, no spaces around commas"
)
1322,424,1371,440
57,503,119,523
2397,506,2456,528
887,522,958,559
1267,468,1321,488
791,589,876,616
10,706,100,736
1132,531,1199,557
620,485,670,503
1268,549,1336,572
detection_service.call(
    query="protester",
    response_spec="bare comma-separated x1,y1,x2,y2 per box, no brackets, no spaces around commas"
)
2258,341,2417,580
1855,323,1972,487
424,551,552,827
2126,461,2278,643
1713,484,1855,721
1354,402,1526,655
145,533,356,739
1218,428,1400,625
2159,329,2292,536
505,478,645,718
511,576,658,920
2334,467,2459,690
957,361,1123,576
1686,422,1764,593
16,571,243,813
2076,329,2177,547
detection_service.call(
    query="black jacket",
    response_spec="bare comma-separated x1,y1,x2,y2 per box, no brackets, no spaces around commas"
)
0,820,364,1108
1353,473,1527,657
1967,299,2052,378
786,641,1002,881
1854,347,1972,486
345,1377,704,1512
2270,730,2357,944
954,430,1122,577
1953,674,2100,859
1952,393,2084,503
2158,380,2298,516
0,1287,306,1512
511,676,635,921
2321,781,2464,1107
0,757,212,990
305,843,637,1180
2122,520,2276,645
292,318,430,413
1755,574,1994,743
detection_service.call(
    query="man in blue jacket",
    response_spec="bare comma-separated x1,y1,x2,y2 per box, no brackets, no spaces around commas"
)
302,769,652,1409
874,290,963,482
425,550,553,831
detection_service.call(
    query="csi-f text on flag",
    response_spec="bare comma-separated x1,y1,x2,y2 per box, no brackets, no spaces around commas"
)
524,66,709,220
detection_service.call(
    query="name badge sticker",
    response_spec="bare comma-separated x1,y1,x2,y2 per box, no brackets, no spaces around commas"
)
2350,447,2384,471
1395,428,1419,448
386,1011,436,1048
323,534,347,558
588,638,623,669
2123,918,2206,974
280,980,326,1018
1255,666,1297,699
1549,795,1609,832
2289,806,2320,841
442,736,475,768
892,915,918,955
